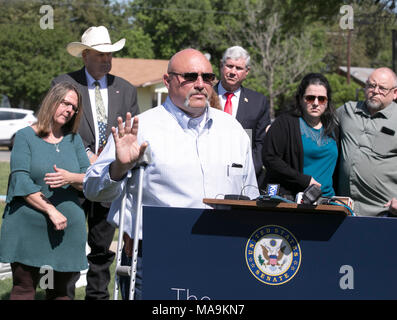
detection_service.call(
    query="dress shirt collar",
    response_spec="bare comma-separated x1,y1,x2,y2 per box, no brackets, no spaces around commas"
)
163,96,212,133
355,100,397,119
85,68,107,89
217,81,241,97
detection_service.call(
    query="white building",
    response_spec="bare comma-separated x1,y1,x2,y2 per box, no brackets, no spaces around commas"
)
110,58,170,112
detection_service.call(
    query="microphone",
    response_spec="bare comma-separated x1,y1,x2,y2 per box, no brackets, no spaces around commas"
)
256,184,295,205
224,194,251,200
266,184,280,197
301,184,322,204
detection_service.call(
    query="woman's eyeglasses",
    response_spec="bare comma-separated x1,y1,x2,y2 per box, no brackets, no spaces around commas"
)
304,95,328,105
169,72,216,83
60,100,79,112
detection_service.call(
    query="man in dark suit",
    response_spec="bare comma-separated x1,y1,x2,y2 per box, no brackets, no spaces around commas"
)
52,26,139,300
214,46,271,186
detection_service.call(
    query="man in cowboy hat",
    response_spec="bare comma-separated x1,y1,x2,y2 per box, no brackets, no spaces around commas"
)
52,25,140,300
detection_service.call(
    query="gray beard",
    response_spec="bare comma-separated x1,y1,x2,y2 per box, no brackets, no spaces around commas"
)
366,99,382,112
184,98,210,109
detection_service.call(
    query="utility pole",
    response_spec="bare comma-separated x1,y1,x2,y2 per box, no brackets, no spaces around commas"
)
393,30,397,73
347,29,351,85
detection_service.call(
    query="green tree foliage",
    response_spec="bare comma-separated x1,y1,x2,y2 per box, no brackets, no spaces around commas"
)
0,0,154,108
0,23,81,109
129,0,217,59
281,0,344,34
52,0,126,35
127,0,347,117
222,0,331,117
353,2,397,68
118,27,155,59
324,0,397,71
0,0,85,109
1,0,397,110
326,73,365,108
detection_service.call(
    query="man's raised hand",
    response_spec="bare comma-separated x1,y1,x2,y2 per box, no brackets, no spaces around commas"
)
110,113,148,181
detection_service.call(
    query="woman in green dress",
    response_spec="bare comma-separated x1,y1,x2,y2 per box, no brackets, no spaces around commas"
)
0,82,90,300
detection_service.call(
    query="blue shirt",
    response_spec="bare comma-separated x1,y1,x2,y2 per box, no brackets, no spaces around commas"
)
300,118,338,197
83,97,259,238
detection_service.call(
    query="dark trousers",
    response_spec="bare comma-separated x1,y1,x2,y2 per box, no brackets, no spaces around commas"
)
67,200,115,300
10,262,77,300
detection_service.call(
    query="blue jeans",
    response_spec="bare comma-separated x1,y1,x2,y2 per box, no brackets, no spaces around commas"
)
119,246,143,300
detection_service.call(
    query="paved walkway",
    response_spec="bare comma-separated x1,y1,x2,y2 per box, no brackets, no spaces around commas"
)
0,150,10,162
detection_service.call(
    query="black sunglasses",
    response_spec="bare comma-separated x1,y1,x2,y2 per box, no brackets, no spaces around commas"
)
304,95,328,105
169,72,216,83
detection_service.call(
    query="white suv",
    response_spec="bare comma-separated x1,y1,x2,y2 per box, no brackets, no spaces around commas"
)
0,108,37,150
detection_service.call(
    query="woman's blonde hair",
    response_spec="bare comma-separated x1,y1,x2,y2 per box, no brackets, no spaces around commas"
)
35,82,83,137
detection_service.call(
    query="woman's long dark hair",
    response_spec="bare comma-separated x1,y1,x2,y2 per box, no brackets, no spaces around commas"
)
291,73,336,138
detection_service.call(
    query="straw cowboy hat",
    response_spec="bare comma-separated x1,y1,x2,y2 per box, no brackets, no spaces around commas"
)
67,26,125,57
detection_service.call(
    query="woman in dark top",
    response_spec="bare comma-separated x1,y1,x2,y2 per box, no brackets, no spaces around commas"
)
0,82,90,299
262,73,339,199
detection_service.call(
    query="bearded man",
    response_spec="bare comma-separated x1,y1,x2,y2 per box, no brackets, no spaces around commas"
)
83,48,259,299
336,67,397,217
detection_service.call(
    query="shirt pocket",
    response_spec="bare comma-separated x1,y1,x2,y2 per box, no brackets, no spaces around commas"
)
372,131,397,156
227,163,244,177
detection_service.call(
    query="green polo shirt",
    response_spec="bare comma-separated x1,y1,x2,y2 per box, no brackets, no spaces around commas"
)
336,100,397,216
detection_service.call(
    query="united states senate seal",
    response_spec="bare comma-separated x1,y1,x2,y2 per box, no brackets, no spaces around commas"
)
245,225,301,285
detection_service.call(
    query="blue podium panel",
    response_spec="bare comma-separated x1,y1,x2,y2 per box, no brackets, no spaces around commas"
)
142,206,397,300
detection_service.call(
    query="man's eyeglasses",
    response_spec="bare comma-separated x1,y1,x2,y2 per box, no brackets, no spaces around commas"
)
365,82,396,95
60,100,78,112
169,72,216,83
304,95,328,105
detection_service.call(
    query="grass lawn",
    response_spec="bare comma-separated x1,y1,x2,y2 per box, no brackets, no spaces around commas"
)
0,259,118,300
0,162,10,195
0,161,9,244
0,161,121,300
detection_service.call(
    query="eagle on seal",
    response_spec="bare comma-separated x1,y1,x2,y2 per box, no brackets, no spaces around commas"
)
261,243,286,266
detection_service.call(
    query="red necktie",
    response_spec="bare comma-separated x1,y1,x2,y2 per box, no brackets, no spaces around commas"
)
224,92,234,115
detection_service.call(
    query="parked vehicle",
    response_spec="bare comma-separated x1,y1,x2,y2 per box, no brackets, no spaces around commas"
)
0,108,37,150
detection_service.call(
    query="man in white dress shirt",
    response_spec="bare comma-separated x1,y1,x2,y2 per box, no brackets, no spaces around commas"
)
83,48,259,299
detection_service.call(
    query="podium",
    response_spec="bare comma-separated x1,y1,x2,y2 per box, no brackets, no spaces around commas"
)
202,198,352,215
142,199,397,299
